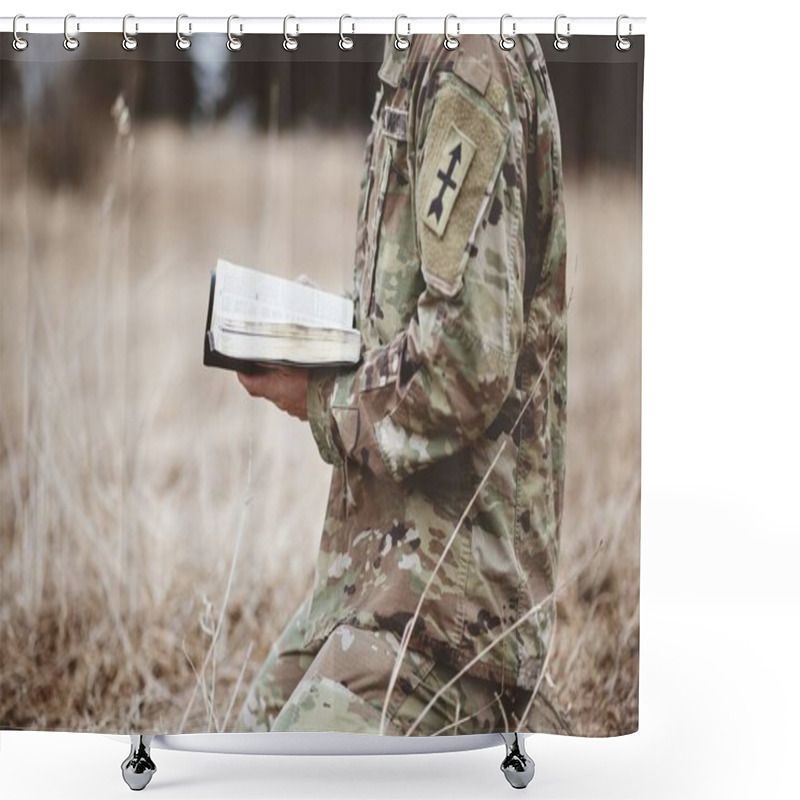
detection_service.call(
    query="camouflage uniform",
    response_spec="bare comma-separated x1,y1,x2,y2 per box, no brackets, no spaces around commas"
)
237,33,567,736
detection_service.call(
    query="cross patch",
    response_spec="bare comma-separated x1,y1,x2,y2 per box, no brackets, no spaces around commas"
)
422,124,476,238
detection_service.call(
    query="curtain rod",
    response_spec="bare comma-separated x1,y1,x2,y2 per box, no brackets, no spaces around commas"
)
0,16,646,37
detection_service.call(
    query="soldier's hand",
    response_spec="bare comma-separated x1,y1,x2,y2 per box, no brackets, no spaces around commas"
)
237,366,310,421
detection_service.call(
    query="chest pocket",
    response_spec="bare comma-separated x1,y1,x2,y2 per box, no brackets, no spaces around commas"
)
359,103,421,346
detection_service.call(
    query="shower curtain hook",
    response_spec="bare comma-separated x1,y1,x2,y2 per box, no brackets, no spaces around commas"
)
12,14,28,51
499,14,515,50
394,15,410,51
443,14,460,50
63,13,80,51
554,14,570,50
339,14,354,50
175,14,191,50
227,15,242,52
122,14,138,51
283,15,299,51
616,14,632,51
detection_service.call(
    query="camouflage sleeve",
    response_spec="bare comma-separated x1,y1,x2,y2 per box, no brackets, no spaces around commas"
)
307,67,526,481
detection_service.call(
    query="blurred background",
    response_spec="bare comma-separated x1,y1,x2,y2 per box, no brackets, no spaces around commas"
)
0,34,641,736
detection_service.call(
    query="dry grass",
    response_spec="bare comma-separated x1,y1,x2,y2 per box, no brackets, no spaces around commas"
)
553,168,642,735
0,117,640,735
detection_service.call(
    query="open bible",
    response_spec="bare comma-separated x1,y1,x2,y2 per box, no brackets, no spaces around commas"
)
203,259,361,373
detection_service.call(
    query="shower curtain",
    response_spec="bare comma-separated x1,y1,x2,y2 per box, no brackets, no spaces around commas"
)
0,28,643,739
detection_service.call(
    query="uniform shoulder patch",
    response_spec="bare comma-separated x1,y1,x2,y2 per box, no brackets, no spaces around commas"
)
417,79,509,297
422,124,476,238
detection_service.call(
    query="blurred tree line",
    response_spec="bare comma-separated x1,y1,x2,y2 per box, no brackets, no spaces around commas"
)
1,33,641,189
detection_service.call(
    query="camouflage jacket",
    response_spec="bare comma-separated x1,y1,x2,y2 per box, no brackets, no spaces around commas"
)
305,34,567,692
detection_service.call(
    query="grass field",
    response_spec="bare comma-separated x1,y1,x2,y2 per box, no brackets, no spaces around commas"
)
0,119,640,736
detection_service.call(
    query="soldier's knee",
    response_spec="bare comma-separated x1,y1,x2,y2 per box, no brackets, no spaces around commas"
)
267,625,435,734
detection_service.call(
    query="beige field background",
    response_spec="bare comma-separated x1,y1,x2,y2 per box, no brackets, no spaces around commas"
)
0,111,640,736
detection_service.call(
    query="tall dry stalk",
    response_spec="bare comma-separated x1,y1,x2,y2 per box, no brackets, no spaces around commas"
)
178,433,254,733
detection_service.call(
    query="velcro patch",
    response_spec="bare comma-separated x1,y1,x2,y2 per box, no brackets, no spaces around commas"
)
417,79,508,297
382,106,408,141
422,124,476,238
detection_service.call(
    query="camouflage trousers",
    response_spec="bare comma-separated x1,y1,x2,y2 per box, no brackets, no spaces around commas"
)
235,594,570,736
